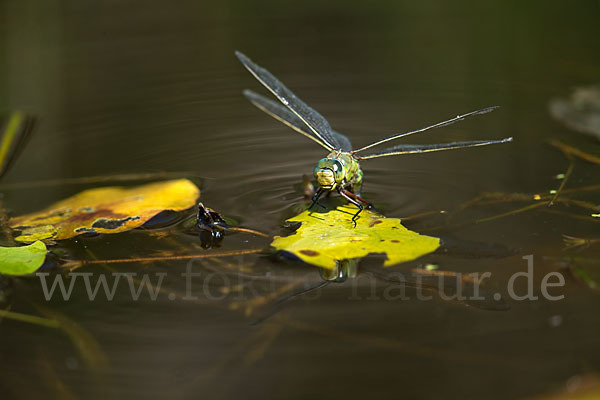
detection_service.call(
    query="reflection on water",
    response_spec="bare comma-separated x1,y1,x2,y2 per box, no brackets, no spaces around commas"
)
1,1,600,399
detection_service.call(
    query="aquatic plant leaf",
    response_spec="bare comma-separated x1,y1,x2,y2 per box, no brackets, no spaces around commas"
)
0,240,47,275
271,204,440,269
0,111,35,179
571,263,599,291
10,179,200,242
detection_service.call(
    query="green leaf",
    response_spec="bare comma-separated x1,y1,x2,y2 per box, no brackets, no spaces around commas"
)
271,203,440,269
574,266,598,289
0,240,47,275
0,112,35,179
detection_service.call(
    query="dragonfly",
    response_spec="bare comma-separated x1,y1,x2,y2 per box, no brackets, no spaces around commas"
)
235,51,512,226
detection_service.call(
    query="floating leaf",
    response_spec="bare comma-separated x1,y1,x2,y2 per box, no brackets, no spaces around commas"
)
271,203,440,269
10,179,200,242
0,241,47,275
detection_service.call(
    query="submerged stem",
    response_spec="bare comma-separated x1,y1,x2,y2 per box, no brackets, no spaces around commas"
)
548,159,575,207
63,248,263,268
0,308,60,328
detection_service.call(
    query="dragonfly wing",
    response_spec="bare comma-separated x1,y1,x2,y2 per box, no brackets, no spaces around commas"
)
359,138,513,160
244,90,353,152
331,130,352,153
353,106,499,154
236,51,343,151
243,90,335,151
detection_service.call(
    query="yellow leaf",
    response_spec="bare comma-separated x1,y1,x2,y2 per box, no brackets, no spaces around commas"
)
10,179,199,242
271,203,440,269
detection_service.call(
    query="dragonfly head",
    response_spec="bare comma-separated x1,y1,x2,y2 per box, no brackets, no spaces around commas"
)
314,158,345,190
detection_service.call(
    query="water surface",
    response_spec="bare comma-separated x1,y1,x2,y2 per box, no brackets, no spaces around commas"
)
1,1,600,399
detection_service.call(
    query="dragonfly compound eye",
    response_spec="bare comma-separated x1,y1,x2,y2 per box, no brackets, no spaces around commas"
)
314,158,346,189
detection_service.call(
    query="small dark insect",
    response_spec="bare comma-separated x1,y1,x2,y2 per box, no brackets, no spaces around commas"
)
195,202,229,248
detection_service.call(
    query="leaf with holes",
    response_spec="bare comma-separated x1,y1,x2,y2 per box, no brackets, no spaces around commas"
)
271,203,440,270
10,179,200,242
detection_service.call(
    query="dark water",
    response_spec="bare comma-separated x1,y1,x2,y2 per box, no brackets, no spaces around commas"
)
1,1,600,399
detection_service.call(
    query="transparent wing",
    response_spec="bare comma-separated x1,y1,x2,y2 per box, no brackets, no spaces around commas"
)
353,106,499,154
243,90,352,152
358,138,513,160
236,51,343,151
331,130,353,153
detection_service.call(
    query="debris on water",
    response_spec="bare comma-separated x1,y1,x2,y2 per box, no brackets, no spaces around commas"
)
563,235,600,251
548,315,563,328
550,85,600,140
196,202,229,231
549,139,600,165
302,174,315,198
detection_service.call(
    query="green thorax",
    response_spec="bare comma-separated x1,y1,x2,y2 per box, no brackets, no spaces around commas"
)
314,151,363,192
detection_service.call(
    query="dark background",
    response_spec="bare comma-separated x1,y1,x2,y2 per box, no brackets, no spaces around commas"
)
1,1,600,399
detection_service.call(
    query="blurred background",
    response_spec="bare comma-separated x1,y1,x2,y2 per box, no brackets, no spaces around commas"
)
1,1,600,399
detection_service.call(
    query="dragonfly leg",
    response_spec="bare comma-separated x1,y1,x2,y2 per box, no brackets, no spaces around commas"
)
341,189,373,209
338,189,363,227
309,187,327,210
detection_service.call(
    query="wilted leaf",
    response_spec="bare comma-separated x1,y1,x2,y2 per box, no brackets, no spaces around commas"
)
271,203,440,269
0,241,47,275
10,179,199,242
